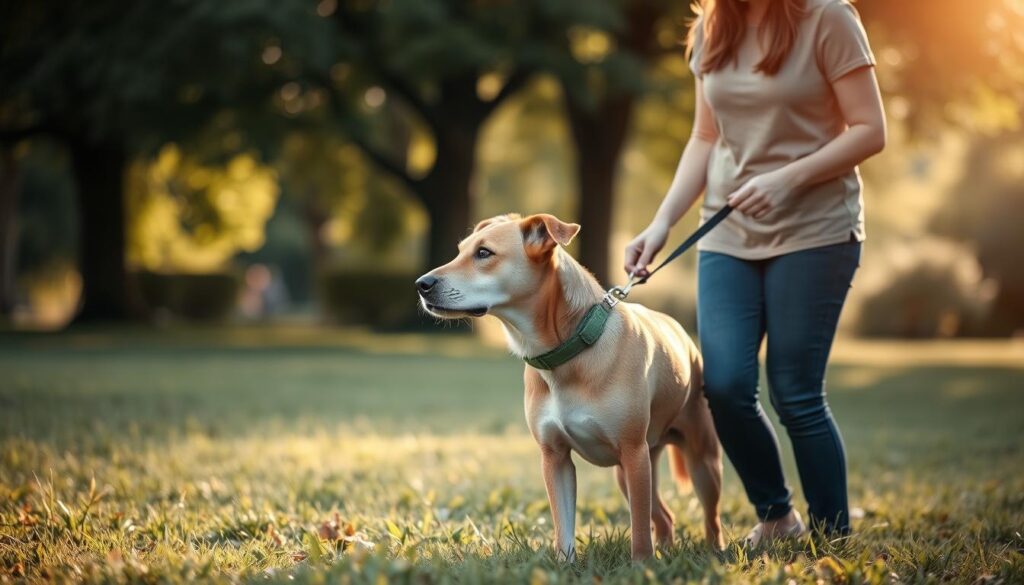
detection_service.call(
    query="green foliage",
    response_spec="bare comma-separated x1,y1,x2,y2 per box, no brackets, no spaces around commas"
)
1,0,329,152
13,142,78,274
135,271,241,321
0,331,1022,582
929,128,1024,335
126,145,280,273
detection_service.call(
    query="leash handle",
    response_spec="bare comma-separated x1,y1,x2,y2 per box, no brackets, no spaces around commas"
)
636,205,733,284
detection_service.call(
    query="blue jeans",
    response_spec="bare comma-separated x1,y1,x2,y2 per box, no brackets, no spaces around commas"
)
697,240,861,534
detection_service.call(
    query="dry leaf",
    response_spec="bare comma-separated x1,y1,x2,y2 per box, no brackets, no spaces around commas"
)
318,513,341,542
318,523,339,541
266,524,284,548
814,557,846,582
18,503,37,527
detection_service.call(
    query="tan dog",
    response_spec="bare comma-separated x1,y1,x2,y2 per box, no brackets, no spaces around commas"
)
416,213,724,561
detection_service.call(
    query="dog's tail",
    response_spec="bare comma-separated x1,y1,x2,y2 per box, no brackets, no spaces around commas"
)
667,444,691,488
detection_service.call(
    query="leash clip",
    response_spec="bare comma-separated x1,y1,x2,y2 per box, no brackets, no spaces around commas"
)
602,272,640,309
602,287,625,309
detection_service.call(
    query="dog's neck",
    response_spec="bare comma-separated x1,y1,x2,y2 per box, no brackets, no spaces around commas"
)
491,248,605,359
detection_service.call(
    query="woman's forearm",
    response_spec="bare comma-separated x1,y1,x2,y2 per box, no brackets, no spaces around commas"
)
780,67,887,190
652,136,714,228
781,122,885,190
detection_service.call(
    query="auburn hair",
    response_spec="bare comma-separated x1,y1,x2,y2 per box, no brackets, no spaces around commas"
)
686,0,807,76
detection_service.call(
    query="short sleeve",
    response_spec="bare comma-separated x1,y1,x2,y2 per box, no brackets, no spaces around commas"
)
688,17,705,78
816,1,875,83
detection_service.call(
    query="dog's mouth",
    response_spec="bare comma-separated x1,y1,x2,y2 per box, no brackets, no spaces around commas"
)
422,302,488,318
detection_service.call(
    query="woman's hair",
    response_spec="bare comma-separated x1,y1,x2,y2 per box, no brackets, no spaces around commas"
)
686,0,807,76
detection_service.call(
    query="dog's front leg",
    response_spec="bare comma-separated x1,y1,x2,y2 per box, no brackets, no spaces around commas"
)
620,441,654,560
540,446,577,562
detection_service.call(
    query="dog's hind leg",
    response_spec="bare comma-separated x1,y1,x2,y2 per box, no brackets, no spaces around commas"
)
650,446,676,546
682,433,725,550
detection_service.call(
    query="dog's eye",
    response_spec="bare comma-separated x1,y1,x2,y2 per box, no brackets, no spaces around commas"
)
475,247,494,259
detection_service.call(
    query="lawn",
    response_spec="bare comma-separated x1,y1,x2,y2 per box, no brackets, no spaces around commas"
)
1,327,1022,583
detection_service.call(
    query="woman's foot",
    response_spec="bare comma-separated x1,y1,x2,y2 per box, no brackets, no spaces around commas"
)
743,510,806,548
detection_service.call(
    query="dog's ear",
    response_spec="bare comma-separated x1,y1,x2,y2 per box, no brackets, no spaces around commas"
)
520,214,581,258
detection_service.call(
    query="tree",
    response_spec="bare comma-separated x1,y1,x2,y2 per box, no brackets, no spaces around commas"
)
855,0,1024,133
929,127,1024,335
0,0,326,321
559,0,689,284
0,148,18,316
302,0,617,270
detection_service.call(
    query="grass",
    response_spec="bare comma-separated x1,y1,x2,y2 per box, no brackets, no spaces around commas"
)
0,326,1022,583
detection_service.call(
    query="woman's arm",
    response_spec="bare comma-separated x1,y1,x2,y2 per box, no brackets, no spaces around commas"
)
729,66,886,218
624,78,718,276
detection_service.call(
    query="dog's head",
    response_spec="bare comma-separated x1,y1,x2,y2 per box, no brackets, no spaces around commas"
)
415,213,580,319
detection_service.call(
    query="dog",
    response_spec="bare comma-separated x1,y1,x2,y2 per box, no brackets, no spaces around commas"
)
416,213,724,561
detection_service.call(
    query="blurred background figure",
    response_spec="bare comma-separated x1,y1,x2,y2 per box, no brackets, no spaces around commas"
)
240,264,291,321
0,0,1022,339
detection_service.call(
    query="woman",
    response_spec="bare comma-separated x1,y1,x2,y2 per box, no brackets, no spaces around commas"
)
624,0,885,544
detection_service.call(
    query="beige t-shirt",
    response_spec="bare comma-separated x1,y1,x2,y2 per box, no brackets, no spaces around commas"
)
690,0,876,259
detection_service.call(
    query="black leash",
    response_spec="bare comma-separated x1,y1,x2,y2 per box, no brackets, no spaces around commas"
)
603,205,733,306
636,205,733,284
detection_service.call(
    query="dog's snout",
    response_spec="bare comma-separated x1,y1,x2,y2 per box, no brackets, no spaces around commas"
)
416,274,438,294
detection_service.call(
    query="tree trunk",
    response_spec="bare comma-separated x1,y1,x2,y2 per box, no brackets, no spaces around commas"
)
69,138,136,323
419,126,477,271
303,195,330,272
566,94,635,286
0,149,19,317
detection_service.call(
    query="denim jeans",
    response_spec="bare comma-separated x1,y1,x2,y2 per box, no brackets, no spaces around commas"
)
696,240,861,534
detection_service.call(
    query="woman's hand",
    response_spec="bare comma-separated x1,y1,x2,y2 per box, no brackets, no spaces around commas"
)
726,168,794,219
624,219,671,277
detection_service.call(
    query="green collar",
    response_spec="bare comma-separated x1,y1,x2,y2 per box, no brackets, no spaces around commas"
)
523,302,613,370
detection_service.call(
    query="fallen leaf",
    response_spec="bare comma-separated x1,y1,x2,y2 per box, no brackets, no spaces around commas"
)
266,524,284,548
318,514,340,542
815,557,846,582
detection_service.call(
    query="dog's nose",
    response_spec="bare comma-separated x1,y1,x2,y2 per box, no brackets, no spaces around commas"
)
416,275,438,294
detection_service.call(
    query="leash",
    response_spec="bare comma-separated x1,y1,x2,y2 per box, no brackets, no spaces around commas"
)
602,205,734,308
523,205,732,370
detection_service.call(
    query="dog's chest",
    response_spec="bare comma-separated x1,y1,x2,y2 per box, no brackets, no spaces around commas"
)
533,392,622,467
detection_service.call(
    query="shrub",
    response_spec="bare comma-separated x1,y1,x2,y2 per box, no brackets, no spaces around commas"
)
320,269,424,329
136,271,241,322
848,238,998,338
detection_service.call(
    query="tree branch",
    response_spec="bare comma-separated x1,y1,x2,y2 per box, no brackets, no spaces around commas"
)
372,69,440,133
306,71,423,195
332,10,441,133
483,68,533,114
346,128,423,195
0,122,53,145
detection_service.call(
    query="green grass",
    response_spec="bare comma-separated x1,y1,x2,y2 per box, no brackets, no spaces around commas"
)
1,327,1022,583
